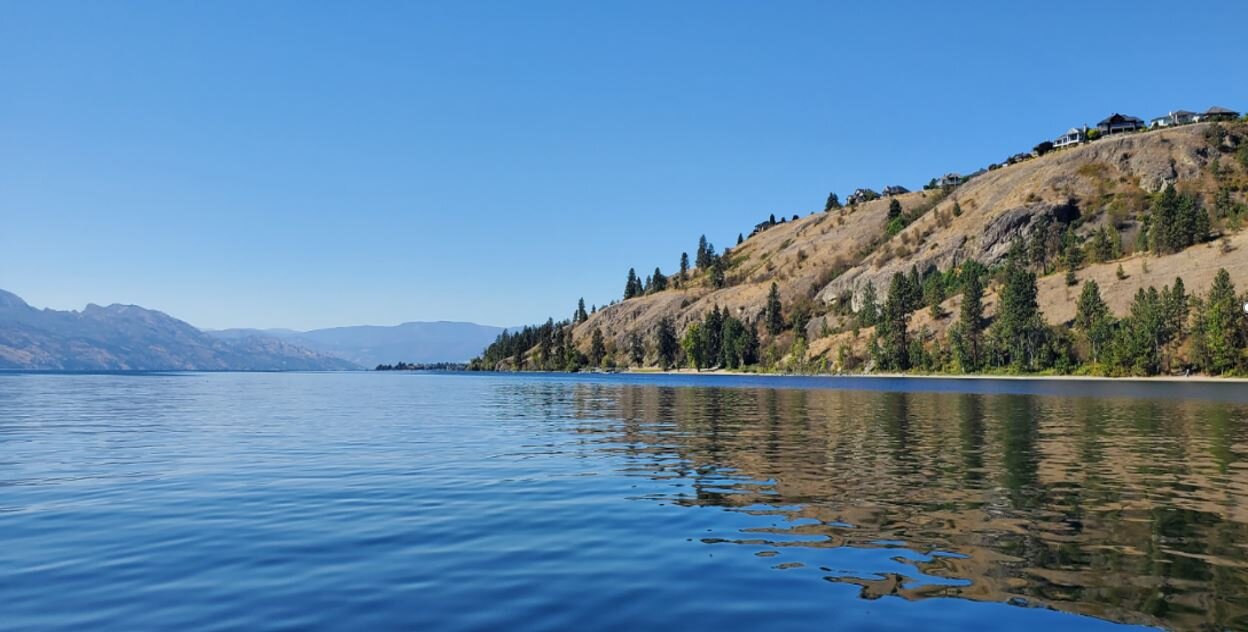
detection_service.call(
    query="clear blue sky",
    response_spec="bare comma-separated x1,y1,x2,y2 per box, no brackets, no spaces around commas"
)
3,1,1246,330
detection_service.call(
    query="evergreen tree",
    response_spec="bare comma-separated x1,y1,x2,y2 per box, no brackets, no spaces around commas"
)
875,273,910,371
656,317,679,369
1113,288,1165,375
906,265,923,312
857,283,879,328
737,233,744,245
888,198,903,220
575,298,588,323
1150,184,1210,254
1194,269,1244,374
589,328,607,367
989,257,1044,370
825,192,841,211
765,282,784,335
696,235,711,269
679,252,690,278
628,332,645,366
624,268,641,299
1075,280,1113,363
951,260,986,372
703,306,725,365
923,273,947,318
710,254,727,288
952,201,963,217
682,322,706,369
1161,277,1189,344
650,267,667,292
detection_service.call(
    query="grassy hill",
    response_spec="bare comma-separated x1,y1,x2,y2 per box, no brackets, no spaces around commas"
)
477,120,1248,376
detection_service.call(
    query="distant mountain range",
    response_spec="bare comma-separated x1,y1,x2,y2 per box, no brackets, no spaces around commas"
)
0,289,359,371
208,321,508,368
0,288,509,371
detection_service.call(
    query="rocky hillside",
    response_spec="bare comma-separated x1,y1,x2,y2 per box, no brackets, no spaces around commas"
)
0,290,360,371
490,120,1248,372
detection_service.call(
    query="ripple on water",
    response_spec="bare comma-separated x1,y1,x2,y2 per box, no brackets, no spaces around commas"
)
2,372,1245,630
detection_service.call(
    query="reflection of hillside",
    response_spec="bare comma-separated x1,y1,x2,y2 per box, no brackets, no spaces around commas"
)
563,384,1248,631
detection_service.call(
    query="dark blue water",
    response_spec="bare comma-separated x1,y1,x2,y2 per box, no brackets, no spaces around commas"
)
3,372,1246,630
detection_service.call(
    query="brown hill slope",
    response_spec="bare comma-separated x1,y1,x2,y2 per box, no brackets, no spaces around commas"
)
559,121,1248,368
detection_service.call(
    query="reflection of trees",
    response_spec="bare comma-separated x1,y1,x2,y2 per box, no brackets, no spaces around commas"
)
958,394,985,486
563,381,1248,630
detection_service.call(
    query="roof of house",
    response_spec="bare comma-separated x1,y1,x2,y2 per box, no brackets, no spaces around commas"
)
1173,110,1197,117
1098,113,1144,126
1061,127,1083,135
1206,106,1240,115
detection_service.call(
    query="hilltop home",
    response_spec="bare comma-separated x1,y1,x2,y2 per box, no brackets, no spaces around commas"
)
1149,110,1197,128
881,185,909,196
1053,127,1086,149
937,173,964,188
1198,106,1240,122
1097,113,1145,135
847,188,880,205
1005,152,1032,166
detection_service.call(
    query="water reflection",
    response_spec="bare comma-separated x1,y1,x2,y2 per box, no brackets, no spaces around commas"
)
565,383,1248,630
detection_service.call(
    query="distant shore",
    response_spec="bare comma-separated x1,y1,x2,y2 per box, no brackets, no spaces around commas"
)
622,368,1248,383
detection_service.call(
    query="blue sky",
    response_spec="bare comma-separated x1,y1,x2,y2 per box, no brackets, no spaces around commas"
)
3,1,1247,330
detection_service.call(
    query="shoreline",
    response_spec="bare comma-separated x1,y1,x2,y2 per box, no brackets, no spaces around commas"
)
621,368,1248,383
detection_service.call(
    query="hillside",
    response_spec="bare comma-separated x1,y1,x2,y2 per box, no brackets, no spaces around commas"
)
0,290,359,371
210,321,508,367
477,119,1248,375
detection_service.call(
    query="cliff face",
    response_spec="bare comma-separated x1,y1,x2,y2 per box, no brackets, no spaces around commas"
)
562,122,1244,365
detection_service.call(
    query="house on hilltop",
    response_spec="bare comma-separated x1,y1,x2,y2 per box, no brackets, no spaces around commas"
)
1053,127,1087,149
847,188,880,205
1198,106,1240,122
1149,110,1197,128
882,185,909,197
1097,113,1145,135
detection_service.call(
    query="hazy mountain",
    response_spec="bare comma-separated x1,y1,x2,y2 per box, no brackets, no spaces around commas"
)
0,290,359,371
210,321,508,367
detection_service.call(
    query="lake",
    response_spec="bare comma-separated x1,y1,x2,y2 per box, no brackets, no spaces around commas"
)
2,372,1246,630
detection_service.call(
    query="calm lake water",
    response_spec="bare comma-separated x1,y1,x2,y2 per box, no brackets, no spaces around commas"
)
2,372,1247,631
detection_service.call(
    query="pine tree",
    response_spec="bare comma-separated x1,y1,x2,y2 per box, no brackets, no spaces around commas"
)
989,257,1043,370
1114,288,1165,375
825,192,841,211
589,328,607,367
628,331,645,366
1075,280,1113,363
765,282,784,335
737,233,744,245
875,273,910,370
888,198,903,220
1194,269,1244,374
624,268,642,299
952,260,986,372
703,306,724,365
710,255,727,288
656,317,679,369
649,267,667,292
679,252,689,278
576,298,588,323
682,322,706,369
1151,184,1210,254
857,283,879,328
696,235,711,269
906,265,923,312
